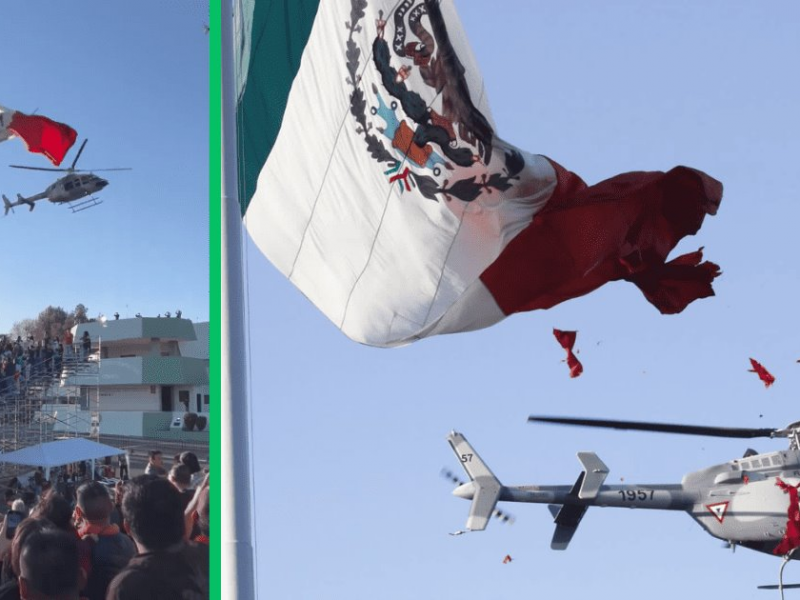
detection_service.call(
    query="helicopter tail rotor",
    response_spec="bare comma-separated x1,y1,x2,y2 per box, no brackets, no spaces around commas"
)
441,467,516,526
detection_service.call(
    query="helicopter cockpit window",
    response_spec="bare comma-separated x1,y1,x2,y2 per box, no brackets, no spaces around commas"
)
64,181,74,190
772,456,782,466
761,458,771,467
731,463,740,471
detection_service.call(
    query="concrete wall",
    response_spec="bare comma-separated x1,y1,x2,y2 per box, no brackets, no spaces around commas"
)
68,357,207,387
73,318,197,344
45,406,209,439
97,387,161,411
105,339,189,358
100,411,146,436
179,322,209,359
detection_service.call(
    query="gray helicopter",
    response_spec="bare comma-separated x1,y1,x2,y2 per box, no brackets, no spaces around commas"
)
4,139,129,214
447,417,800,590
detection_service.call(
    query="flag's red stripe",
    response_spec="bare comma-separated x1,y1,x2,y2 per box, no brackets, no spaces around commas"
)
480,160,722,316
8,113,77,166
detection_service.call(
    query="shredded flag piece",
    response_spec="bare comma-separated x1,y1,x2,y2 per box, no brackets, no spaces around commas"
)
502,555,513,564
0,104,77,166
748,358,775,388
773,478,800,556
553,329,583,378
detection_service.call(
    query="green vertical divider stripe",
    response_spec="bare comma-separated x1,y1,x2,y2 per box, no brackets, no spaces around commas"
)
210,1,221,598
236,0,321,215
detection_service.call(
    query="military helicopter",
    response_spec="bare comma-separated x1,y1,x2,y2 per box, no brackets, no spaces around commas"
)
4,139,130,214
447,417,800,592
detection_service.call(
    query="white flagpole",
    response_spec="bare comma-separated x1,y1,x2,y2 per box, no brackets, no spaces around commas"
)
221,0,255,597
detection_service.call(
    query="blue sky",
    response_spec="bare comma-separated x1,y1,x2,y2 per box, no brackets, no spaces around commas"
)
1,1,209,332
244,1,800,598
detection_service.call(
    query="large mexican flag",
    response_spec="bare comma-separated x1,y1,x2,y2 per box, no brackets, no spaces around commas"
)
236,0,722,348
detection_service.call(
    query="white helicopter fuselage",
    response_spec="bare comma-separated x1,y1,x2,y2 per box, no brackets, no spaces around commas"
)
44,173,108,203
684,449,800,554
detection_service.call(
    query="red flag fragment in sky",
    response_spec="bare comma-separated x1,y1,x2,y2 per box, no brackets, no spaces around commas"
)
502,555,513,564
748,358,775,388
553,329,583,378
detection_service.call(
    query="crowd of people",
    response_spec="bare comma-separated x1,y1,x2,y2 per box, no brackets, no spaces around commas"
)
0,450,209,599
0,331,93,401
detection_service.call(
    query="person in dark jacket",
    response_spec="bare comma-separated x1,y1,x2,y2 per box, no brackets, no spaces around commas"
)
75,482,136,600
106,476,208,600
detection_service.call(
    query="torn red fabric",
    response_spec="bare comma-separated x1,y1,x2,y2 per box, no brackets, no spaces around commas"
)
5,110,77,166
773,478,800,556
481,163,722,317
553,329,583,378
748,358,775,388
624,248,720,314
502,555,513,564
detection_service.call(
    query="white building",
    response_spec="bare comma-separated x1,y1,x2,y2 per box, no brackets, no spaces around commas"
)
44,317,209,439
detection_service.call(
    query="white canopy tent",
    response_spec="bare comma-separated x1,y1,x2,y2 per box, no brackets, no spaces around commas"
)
0,438,127,482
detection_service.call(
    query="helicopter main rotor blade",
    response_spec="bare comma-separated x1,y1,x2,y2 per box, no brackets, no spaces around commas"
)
69,139,88,171
756,584,800,590
9,165,67,172
72,167,132,172
528,416,778,439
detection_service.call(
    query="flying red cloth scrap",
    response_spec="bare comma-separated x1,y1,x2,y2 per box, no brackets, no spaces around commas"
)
553,329,583,378
0,105,77,166
773,478,800,556
748,358,775,388
502,555,513,564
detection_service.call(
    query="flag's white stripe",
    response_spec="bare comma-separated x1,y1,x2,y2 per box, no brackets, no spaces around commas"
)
245,0,556,346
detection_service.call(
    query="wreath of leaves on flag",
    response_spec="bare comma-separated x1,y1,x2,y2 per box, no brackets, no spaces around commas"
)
345,0,524,204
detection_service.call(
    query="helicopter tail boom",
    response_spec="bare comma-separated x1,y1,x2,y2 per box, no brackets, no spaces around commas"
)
447,431,502,531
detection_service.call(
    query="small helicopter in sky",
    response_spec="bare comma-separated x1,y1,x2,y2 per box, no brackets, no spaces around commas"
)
4,139,130,215
447,416,800,592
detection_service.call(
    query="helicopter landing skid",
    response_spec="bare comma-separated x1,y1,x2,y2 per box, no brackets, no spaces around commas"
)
68,196,104,213
757,548,800,597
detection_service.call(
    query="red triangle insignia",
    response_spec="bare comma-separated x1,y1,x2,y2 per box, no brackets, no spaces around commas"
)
706,501,729,523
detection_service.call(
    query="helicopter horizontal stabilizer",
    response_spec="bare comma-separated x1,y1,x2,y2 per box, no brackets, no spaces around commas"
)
447,431,502,531
19,195,33,211
551,504,589,550
549,471,590,550
576,452,609,500
2,195,11,216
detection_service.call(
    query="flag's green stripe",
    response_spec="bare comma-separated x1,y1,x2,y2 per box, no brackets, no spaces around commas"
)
236,0,321,216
